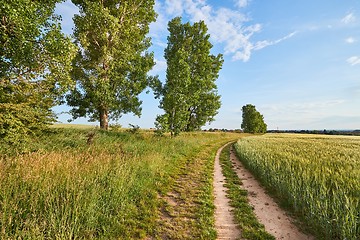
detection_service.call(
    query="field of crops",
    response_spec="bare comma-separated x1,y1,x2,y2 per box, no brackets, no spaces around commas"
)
235,134,360,239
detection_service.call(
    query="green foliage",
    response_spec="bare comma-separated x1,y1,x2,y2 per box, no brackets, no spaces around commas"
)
0,103,54,153
153,17,223,136
67,0,157,130
0,0,77,144
241,104,267,133
127,124,140,134
109,123,122,131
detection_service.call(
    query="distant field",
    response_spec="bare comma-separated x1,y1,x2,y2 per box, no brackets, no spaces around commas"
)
235,134,360,240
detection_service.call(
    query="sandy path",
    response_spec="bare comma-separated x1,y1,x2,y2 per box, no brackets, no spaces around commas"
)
229,147,314,240
213,143,241,240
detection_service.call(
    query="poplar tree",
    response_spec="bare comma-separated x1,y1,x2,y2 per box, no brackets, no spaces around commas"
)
0,0,76,145
67,0,156,130
241,104,267,133
153,17,223,136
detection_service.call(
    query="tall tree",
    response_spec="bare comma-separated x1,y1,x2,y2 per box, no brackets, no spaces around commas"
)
241,104,267,133
0,0,76,144
67,0,156,130
153,17,223,136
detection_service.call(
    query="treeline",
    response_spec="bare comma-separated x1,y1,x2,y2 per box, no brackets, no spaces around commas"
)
1,0,223,146
267,129,360,136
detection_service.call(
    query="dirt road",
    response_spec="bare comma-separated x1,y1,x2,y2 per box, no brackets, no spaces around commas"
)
213,144,314,240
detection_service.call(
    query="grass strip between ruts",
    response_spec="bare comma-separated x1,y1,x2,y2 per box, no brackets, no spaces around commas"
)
154,139,240,239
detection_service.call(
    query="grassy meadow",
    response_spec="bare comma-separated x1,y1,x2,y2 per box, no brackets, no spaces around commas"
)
235,134,360,240
0,126,242,239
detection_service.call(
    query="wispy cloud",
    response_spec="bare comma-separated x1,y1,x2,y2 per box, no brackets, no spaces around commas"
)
253,31,297,51
263,100,346,115
347,56,360,66
261,100,348,129
341,12,356,24
149,1,168,43
165,0,184,15
234,0,249,8
345,37,356,44
152,0,295,62
150,58,167,74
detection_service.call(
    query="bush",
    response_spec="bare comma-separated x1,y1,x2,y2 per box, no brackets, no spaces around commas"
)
0,103,54,154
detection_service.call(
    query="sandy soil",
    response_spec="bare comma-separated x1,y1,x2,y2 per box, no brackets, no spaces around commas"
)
213,143,241,240
229,147,314,240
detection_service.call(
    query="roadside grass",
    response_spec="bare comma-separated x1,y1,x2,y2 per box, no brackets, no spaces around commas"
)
0,128,241,239
219,143,275,240
155,138,235,239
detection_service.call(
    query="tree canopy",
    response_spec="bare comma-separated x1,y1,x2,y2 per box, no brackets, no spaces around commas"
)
241,104,267,133
152,17,223,136
66,0,157,130
0,0,76,145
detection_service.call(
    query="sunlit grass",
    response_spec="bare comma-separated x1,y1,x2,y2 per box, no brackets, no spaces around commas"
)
50,123,97,129
0,129,241,239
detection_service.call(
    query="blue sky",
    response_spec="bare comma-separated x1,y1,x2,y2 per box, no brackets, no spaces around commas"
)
54,0,360,130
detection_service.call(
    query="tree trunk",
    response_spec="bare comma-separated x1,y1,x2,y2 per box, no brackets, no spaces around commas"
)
186,107,194,132
99,108,109,130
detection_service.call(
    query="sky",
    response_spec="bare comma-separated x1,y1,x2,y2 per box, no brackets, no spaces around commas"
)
54,0,360,130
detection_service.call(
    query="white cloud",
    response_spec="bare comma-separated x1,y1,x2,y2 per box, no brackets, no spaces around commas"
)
347,56,360,66
55,0,79,35
230,31,296,61
150,0,295,62
162,0,295,62
165,0,184,15
149,1,168,36
234,0,249,8
150,58,167,74
345,37,356,44
341,12,356,24
253,31,297,51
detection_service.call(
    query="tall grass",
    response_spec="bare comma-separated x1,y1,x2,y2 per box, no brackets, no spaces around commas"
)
234,134,360,239
0,129,239,239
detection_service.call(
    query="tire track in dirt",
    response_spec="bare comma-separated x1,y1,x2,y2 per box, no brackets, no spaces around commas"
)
213,143,241,239
229,146,314,240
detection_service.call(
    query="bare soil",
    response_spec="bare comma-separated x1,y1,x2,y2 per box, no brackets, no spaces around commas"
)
228,146,314,240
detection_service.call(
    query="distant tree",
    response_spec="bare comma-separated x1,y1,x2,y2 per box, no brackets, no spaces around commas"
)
152,17,223,136
67,0,156,130
241,104,267,133
0,0,76,145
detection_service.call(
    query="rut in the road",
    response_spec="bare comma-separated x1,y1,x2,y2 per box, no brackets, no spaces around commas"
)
229,146,314,240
